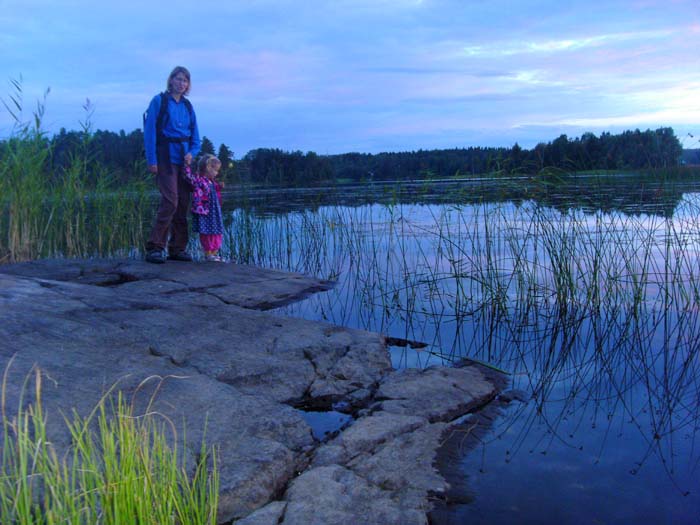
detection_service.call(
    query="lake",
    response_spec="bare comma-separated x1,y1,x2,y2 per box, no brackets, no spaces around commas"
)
210,174,700,524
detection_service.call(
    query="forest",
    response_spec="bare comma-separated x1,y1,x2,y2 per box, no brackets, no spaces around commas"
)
5,126,686,188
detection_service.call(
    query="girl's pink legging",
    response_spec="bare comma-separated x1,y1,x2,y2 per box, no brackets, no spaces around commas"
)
200,234,222,252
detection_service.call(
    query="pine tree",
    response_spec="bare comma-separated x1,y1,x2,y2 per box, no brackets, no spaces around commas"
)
217,143,234,179
201,136,215,155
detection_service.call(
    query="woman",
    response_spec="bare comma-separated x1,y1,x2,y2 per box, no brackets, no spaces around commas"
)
144,66,201,263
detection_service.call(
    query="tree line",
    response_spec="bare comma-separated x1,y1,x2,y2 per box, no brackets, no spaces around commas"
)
219,127,684,185
5,126,685,188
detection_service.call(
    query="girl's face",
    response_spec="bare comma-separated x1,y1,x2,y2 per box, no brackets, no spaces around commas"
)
206,164,220,180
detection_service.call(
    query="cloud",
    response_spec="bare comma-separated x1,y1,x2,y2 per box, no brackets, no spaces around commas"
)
515,85,700,129
462,29,675,58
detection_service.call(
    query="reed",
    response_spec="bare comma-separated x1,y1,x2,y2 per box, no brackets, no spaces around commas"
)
243,188,699,486
0,107,50,263
0,84,150,263
223,182,700,338
0,367,219,524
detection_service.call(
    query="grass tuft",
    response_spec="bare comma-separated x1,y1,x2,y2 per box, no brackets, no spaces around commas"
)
0,366,219,524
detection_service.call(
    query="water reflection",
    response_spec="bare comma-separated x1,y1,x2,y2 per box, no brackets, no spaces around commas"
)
295,409,353,442
223,173,700,218
214,176,700,523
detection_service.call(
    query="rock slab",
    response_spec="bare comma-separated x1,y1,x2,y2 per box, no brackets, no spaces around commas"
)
0,259,501,523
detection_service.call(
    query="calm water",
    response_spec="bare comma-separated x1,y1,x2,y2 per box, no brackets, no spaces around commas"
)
210,176,700,524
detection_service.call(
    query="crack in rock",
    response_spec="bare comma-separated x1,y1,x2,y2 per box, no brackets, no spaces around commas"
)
248,365,505,525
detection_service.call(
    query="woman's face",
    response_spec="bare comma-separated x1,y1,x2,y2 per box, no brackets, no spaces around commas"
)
170,73,189,95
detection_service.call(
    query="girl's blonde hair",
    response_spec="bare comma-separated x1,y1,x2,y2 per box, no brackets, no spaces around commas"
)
198,153,222,174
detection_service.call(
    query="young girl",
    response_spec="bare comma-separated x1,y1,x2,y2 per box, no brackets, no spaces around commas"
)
187,154,225,262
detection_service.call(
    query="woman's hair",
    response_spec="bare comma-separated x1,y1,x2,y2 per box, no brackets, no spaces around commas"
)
198,153,222,174
167,66,191,95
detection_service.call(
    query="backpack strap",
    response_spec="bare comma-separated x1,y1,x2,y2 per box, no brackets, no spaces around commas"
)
182,97,195,136
155,92,170,139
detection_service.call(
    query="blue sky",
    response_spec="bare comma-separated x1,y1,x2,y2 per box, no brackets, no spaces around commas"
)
1,0,698,155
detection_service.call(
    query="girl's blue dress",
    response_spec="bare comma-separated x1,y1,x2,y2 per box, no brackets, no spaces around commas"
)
191,181,224,235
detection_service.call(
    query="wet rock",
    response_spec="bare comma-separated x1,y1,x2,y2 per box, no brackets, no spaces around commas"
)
312,411,427,466
282,465,427,525
499,388,529,403
375,366,497,422
293,366,499,524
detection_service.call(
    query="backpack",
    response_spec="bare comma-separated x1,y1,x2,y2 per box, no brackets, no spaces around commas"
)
143,92,195,139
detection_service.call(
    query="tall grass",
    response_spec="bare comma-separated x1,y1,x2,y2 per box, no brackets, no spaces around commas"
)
0,367,219,524
0,83,151,263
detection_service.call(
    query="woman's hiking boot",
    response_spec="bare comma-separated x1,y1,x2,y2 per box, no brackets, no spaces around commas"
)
145,250,166,264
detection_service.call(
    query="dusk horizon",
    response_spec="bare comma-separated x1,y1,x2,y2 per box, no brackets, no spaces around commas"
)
1,0,698,156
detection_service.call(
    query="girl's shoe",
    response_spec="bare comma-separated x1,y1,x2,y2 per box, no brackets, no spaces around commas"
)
205,254,223,262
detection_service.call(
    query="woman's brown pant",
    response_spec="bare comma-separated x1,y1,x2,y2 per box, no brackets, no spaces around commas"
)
146,164,190,253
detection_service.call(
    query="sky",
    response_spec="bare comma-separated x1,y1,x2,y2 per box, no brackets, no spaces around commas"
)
1,0,699,156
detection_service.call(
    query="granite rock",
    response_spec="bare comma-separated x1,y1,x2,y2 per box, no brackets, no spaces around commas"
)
0,258,502,523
